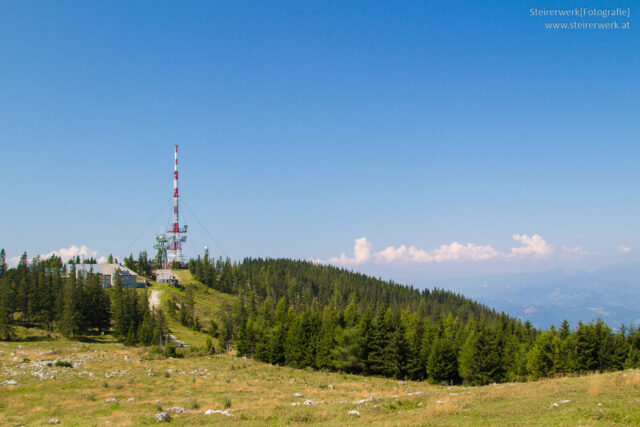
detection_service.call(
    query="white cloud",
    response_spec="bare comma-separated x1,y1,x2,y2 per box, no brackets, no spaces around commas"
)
324,233,555,266
509,234,553,258
38,245,101,263
617,245,632,254
328,237,372,265
375,241,499,264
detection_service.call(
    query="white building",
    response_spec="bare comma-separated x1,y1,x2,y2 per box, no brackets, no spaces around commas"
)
74,263,139,288
156,269,178,286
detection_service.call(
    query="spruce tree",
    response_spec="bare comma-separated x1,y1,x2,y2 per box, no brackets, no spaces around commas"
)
459,325,505,385
366,309,390,375
60,266,83,338
0,277,13,340
527,330,556,378
112,270,127,337
0,249,7,277
427,335,459,384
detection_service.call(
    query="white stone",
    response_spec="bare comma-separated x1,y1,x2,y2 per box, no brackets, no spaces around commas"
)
48,419,60,424
204,409,232,416
293,392,304,397
348,410,360,417
155,412,170,422
166,407,188,413
105,397,118,403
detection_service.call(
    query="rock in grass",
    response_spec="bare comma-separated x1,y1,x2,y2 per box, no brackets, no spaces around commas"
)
166,407,188,413
48,419,60,424
293,392,304,397
204,409,232,416
105,397,118,403
348,410,360,417
2,380,18,386
155,412,171,422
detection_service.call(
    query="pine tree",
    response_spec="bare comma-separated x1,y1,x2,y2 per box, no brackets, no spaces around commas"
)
366,309,390,375
284,315,305,368
427,335,459,384
84,273,111,332
316,309,337,370
0,277,13,340
0,249,7,277
459,325,505,385
332,325,364,373
554,320,572,373
60,266,84,338
137,307,155,346
527,330,556,378
112,270,127,337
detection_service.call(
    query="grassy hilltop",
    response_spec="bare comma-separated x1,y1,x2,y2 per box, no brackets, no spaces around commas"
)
3,263,640,425
1,329,640,426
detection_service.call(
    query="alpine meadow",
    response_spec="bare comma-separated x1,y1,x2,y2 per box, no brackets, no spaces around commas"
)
2,1,639,426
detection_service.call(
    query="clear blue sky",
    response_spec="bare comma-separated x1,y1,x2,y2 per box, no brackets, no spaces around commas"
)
1,1,638,280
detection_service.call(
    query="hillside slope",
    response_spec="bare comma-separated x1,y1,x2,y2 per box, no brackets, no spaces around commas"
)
1,334,639,426
146,270,236,348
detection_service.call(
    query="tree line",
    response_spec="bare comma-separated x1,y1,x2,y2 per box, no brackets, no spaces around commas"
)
188,256,640,384
0,249,166,348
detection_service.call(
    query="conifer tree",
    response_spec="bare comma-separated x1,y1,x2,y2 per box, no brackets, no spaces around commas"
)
0,249,7,277
427,335,459,384
527,329,556,378
112,270,127,337
284,315,306,368
366,309,391,375
60,266,84,338
459,325,505,385
0,277,13,340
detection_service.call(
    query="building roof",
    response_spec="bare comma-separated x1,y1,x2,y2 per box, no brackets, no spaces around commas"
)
156,269,176,280
74,263,138,277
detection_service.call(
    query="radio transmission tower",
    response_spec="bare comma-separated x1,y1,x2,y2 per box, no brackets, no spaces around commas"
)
154,145,188,268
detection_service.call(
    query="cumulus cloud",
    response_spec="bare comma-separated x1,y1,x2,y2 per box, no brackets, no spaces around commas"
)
323,234,554,266
328,237,372,265
374,241,499,264
509,234,553,258
617,245,632,254
38,245,102,263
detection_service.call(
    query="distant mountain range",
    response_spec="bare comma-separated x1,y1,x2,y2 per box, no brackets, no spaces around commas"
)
421,263,640,329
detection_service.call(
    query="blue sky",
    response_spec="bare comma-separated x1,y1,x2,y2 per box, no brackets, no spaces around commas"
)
1,1,638,280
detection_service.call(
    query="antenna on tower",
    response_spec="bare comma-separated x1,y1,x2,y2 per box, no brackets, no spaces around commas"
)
154,145,188,269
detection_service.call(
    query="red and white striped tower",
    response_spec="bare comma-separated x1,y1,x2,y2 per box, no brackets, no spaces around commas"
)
166,145,188,267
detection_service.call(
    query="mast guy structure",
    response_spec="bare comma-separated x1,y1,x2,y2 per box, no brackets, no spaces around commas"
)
154,145,188,268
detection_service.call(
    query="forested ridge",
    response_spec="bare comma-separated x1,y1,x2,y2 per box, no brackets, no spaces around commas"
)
189,256,640,385
2,248,640,386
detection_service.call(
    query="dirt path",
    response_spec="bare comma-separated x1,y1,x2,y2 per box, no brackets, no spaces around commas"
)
149,289,161,310
148,289,188,347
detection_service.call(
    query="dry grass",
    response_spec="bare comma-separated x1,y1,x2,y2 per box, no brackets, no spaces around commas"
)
588,372,604,396
3,334,640,426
